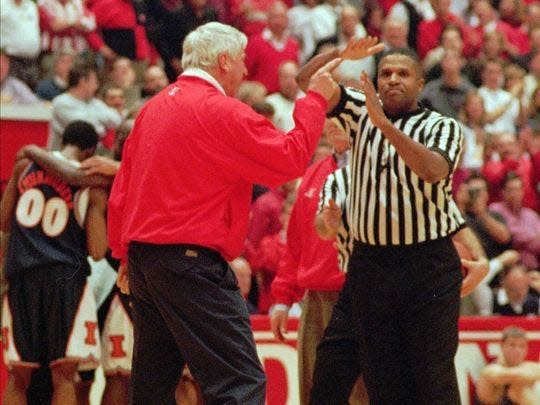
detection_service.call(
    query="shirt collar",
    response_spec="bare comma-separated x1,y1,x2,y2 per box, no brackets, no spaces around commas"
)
181,68,226,95
262,28,289,50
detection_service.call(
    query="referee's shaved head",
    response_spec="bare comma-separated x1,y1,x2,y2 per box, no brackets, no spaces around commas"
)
378,48,423,78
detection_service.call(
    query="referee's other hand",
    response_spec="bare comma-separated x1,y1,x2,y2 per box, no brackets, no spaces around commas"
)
460,257,489,297
308,58,341,102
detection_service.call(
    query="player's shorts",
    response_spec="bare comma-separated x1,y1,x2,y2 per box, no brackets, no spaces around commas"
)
2,266,101,369
98,289,133,375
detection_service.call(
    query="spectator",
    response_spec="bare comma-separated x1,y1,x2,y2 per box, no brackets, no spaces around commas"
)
230,257,259,314
86,0,150,62
335,5,376,84
421,49,475,119
36,49,74,101
141,65,168,99
478,60,521,136
310,0,341,52
477,326,540,405
233,0,281,38
504,62,529,126
245,1,299,94
387,0,433,50
288,0,319,64
482,132,539,210
102,84,127,118
493,265,540,315
462,249,521,315
0,0,41,89
0,49,39,104
244,180,296,263
38,0,114,62
473,0,530,57
423,24,465,81
361,2,384,38
265,61,300,132
380,17,409,51
523,51,540,107
104,56,140,109
457,90,487,172
416,0,479,59
455,173,512,261
49,62,122,150
490,172,540,270
143,0,217,82
251,192,295,314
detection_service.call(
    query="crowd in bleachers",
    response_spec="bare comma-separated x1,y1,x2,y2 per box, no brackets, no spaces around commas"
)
1,0,539,318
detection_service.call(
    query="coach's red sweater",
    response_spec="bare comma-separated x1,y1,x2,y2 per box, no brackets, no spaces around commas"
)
271,156,345,307
108,71,327,263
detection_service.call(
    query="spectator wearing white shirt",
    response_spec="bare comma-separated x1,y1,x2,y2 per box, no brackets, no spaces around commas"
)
478,60,520,135
0,0,40,88
49,62,121,150
335,5,376,84
265,61,300,132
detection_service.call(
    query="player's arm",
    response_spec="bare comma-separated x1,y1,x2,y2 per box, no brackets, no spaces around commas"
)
453,227,489,297
1,159,30,234
86,187,109,261
17,145,113,187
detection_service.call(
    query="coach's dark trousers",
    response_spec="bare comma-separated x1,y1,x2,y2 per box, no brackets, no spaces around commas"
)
127,242,266,405
311,237,462,405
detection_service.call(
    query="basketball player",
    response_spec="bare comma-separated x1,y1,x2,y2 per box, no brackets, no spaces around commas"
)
1,121,108,405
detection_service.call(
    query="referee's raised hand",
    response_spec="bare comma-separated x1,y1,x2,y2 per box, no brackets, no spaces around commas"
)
308,58,342,102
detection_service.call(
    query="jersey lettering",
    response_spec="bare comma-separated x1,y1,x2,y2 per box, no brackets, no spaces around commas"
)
84,321,98,345
109,335,127,358
16,189,69,237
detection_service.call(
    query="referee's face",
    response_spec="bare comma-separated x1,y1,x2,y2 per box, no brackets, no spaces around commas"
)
377,55,424,115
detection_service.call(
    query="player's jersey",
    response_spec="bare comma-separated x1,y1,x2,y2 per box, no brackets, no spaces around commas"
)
4,153,90,278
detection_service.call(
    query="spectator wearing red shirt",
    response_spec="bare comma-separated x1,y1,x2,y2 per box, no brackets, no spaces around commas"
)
482,133,539,211
108,22,340,404
245,1,299,94
416,0,480,59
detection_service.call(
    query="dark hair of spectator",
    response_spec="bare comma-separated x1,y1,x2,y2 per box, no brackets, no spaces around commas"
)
502,326,527,342
0,48,7,58
62,120,99,150
502,171,523,188
465,172,488,185
68,62,96,88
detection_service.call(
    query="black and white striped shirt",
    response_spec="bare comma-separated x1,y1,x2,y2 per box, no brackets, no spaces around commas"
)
329,86,466,246
319,165,353,272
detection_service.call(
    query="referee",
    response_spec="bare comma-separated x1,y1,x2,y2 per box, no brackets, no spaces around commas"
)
299,44,489,404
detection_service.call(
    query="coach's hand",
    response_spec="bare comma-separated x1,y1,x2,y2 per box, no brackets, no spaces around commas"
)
460,257,489,297
308,58,342,102
117,263,130,295
271,308,289,342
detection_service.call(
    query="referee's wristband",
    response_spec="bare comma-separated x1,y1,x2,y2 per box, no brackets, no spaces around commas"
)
273,304,290,313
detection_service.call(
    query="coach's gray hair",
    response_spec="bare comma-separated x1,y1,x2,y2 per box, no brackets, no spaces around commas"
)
182,22,248,71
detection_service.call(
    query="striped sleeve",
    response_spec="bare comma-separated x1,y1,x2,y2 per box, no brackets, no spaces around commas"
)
425,117,463,174
327,85,366,140
318,166,349,213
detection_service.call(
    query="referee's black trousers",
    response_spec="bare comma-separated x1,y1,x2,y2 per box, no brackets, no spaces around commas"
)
127,242,266,405
311,237,462,405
